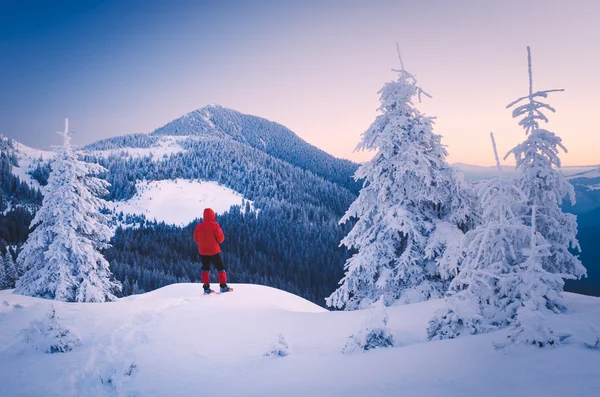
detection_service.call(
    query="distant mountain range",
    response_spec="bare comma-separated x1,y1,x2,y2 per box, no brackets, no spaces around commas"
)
453,162,600,181
1,105,598,302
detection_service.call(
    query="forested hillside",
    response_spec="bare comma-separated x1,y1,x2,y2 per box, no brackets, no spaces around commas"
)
1,105,598,305
150,105,360,193
1,108,360,306
0,137,41,248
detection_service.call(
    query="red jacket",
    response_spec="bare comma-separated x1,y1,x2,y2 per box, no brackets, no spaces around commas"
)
193,208,225,256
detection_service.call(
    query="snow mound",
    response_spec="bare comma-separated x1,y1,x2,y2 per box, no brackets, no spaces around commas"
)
113,179,252,226
123,283,326,313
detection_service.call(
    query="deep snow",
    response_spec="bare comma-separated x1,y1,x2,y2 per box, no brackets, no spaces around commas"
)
1,284,599,397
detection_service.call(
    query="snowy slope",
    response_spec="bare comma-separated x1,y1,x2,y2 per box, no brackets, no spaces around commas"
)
1,285,599,397
113,179,252,226
10,140,54,189
88,135,188,160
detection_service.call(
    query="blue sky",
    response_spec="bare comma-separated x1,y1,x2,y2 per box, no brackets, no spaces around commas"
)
1,0,599,165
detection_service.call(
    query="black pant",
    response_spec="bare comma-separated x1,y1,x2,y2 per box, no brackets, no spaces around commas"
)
200,253,225,272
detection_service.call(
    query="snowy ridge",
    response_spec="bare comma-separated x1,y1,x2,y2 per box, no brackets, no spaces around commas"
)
87,135,188,160
10,140,54,189
569,167,600,180
113,179,253,226
454,162,600,181
0,285,599,396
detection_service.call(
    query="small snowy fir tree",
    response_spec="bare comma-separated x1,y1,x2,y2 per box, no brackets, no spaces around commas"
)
21,305,80,353
14,119,120,302
428,133,532,340
327,46,472,310
0,254,7,289
504,47,585,280
343,296,394,354
3,250,18,288
264,332,292,358
503,204,566,348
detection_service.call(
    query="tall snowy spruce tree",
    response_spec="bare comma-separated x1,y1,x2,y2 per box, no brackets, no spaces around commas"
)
14,119,120,302
505,47,585,280
326,48,472,310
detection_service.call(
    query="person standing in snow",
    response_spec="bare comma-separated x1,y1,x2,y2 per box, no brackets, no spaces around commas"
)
193,208,232,294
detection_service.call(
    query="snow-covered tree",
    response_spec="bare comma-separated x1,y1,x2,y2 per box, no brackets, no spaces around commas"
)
3,250,18,288
0,189,6,212
504,46,585,280
343,296,394,353
20,305,79,353
14,119,120,302
428,47,581,345
428,133,535,339
264,332,292,358
0,254,7,289
326,47,472,310
503,204,566,347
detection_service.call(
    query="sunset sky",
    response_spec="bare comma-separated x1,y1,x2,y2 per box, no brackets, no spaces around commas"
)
1,0,598,166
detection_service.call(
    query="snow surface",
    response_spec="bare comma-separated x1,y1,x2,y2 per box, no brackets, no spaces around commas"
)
89,136,187,160
113,179,252,226
1,284,599,397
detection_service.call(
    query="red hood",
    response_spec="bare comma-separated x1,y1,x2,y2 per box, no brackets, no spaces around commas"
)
203,208,216,222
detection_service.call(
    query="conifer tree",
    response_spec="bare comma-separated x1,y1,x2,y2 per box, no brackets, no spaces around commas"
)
0,254,7,289
0,189,6,212
4,250,18,287
429,48,582,345
327,47,472,310
504,203,566,347
14,119,120,302
428,133,534,339
505,46,585,280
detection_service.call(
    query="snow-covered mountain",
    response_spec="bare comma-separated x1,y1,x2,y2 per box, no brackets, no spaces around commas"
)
0,107,361,305
1,284,599,396
85,105,360,195
0,136,53,193
1,107,599,304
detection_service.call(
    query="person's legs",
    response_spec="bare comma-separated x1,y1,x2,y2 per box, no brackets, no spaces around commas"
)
200,255,211,291
211,253,229,289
